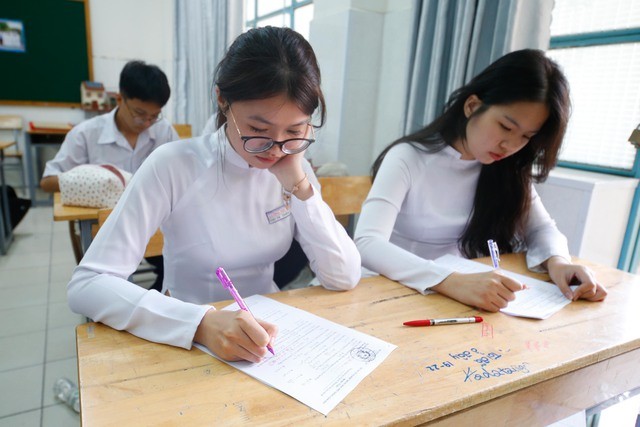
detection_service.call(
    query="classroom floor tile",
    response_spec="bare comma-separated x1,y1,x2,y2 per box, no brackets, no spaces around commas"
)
0,265,49,289
0,206,82,426
0,365,44,417
0,304,47,338
42,358,79,407
41,404,79,427
0,409,42,427
0,331,46,371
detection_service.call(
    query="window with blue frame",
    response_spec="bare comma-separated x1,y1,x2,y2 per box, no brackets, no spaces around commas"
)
244,0,314,40
549,1,640,272
548,0,640,177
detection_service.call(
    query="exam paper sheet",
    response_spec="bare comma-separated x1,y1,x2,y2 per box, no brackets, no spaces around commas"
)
195,294,397,415
435,254,574,319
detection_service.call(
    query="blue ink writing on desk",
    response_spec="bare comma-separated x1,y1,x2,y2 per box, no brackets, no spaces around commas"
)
215,267,275,355
423,346,530,383
463,363,530,382
487,239,500,268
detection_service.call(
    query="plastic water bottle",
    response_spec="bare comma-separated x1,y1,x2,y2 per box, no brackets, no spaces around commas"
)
53,377,80,413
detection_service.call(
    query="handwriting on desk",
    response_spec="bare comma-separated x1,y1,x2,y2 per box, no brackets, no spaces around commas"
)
425,346,530,383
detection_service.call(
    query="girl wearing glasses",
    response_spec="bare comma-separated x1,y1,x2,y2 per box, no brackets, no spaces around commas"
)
68,27,361,362
355,49,607,312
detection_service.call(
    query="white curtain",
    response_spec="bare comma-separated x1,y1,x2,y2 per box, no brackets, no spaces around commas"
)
173,0,243,135
405,0,554,133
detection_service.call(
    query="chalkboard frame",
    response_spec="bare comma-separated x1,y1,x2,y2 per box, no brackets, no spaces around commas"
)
0,0,93,107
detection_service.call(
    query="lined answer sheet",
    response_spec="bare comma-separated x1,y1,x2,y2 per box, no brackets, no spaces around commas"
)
195,295,397,415
435,254,574,319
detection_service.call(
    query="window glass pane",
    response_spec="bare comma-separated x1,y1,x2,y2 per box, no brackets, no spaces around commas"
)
551,0,640,36
547,43,640,170
257,14,291,28
246,0,255,21
257,0,291,17
294,4,314,40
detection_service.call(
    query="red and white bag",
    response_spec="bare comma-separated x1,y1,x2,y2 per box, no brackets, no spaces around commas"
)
59,164,132,208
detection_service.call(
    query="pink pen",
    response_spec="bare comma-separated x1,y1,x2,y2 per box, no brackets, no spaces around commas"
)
215,267,275,355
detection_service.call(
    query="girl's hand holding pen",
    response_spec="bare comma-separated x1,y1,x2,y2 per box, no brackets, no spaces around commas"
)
432,271,526,312
194,309,278,363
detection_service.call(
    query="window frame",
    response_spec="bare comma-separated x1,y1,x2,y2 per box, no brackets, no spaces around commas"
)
549,27,640,178
245,0,313,31
549,21,640,272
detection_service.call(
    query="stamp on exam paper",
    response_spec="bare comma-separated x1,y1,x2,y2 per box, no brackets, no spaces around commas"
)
350,346,376,362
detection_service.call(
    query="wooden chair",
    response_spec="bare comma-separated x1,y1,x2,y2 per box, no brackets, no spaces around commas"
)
96,209,164,258
318,175,372,236
172,123,192,139
0,115,26,189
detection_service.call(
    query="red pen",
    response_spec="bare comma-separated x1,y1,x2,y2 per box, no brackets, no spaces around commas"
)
403,316,483,327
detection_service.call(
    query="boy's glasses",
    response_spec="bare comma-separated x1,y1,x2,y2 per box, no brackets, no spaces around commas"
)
124,98,163,125
228,107,315,155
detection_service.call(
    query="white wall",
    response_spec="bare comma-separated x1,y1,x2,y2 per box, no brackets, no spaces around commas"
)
90,0,175,118
535,168,638,267
309,0,415,175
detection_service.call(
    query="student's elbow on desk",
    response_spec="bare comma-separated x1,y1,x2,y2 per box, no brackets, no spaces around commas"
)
315,254,362,291
40,175,60,193
66,271,89,316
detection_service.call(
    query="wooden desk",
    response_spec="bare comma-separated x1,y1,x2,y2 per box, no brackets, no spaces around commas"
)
53,192,99,254
25,128,69,206
53,194,164,259
0,141,16,254
76,255,640,426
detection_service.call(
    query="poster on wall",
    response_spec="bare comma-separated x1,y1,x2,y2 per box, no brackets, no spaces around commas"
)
0,19,26,53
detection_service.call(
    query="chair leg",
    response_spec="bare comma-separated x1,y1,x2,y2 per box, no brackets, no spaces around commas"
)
68,220,83,264
18,157,26,191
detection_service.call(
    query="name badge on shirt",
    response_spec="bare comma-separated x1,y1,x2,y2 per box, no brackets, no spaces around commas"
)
266,204,291,224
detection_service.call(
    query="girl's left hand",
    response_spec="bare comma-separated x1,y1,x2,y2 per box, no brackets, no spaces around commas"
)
546,256,608,301
268,150,305,182
268,151,314,202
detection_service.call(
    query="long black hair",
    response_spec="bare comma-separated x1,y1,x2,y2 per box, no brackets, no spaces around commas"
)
372,49,570,258
214,26,326,128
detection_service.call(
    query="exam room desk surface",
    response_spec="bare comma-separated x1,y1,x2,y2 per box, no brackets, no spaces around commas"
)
75,254,640,426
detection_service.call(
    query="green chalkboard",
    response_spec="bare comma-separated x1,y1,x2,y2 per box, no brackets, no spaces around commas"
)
0,0,91,106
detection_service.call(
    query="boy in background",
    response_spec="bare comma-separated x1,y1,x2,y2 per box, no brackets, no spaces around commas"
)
41,60,178,292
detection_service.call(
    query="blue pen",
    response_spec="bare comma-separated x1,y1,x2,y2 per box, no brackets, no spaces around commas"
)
487,239,500,268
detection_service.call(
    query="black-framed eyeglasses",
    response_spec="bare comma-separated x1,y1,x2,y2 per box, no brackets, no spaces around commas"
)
228,106,315,155
123,98,163,125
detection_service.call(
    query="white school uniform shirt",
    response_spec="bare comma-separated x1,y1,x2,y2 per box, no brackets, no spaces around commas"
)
354,142,571,294
68,126,361,349
201,114,217,135
42,108,178,176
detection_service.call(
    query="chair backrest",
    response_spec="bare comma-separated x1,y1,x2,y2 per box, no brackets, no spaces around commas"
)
97,209,164,258
318,176,372,216
318,176,372,236
0,115,22,133
173,123,192,139
0,115,23,152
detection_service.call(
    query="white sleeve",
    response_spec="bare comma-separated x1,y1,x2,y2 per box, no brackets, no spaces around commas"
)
201,115,217,135
67,148,210,349
354,147,454,293
167,123,180,142
289,164,362,291
524,186,572,272
42,129,89,177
